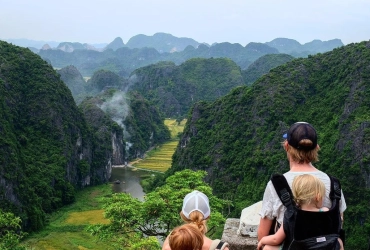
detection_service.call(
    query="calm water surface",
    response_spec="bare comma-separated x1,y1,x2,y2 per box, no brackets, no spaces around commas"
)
109,166,145,201
110,166,165,245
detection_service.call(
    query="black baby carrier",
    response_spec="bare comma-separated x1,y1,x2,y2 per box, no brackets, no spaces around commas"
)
271,174,344,250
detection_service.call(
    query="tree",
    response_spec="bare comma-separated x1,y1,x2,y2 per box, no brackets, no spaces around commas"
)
0,210,26,250
87,170,230,249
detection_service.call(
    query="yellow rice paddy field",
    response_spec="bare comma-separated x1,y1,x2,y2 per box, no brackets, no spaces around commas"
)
131,118,186,172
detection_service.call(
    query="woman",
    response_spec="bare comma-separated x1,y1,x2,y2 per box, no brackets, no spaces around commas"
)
257,174,344,250
257,122,347,241
162,190,229,250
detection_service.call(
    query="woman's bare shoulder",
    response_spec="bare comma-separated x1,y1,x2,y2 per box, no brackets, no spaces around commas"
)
162,236,170,250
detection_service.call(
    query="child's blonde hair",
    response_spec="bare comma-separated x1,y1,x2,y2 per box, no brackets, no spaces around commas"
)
169,223,204,250
292,174,326,207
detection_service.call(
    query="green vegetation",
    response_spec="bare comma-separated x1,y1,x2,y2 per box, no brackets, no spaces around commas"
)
165,118,186,138
0,41,112,232
57,65,88,104
132,141,178,172
85,69,127,94
88,170,230,249
155,41,370,249
132,119,186,172
0,40,172,235
21,185,112,250
78,89,170,163
0,211,26,250
130,58,245,118
124,91,171,158
242,53,294,85
2,37,369,249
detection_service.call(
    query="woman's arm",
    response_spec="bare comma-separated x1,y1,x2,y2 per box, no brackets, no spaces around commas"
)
257,225,285,250
257,217,273,241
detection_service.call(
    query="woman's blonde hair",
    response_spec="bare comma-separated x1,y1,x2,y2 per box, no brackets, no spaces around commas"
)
292,174,326,207
284,139,320,163
180,210,208,234
169,223,204,250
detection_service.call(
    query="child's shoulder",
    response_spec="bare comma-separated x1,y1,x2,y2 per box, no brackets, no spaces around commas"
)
320,207,329,212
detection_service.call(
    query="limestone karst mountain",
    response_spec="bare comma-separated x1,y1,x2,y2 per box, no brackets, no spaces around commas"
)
163,40,370,250
104,37,125,51
126,32,200,53
36,34,343,77
0,41,123,230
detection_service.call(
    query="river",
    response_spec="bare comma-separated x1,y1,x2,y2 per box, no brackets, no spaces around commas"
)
109,166,146,201
110,165,165,245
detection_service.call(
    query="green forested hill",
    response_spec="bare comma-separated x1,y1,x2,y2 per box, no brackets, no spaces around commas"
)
242,53,294,85
0,41,123,231
79,90,170,160
0,41,171,235
125,32,200,52
57,65,86,103
129,58,244,118
164,41,370,249
266,38,343,57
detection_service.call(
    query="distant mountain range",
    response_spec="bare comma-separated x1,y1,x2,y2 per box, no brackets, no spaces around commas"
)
3,32,343,55
18,33,342,78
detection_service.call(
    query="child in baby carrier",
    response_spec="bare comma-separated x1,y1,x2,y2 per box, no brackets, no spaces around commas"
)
257,174,344,250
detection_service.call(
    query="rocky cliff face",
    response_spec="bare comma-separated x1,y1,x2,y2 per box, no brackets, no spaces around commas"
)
0,41,118,230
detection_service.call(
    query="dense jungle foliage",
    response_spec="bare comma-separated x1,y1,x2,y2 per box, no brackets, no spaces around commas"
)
0,41,124,231
88,170,229,249
153,41,370,249
124,91,171,157
0,41,169,235
0,41,95,230
129,58,245,118
57,65,87,103
0,36,362,248
57,67,129,105
79,89,171,160
58,55,295,120
242,53,294,85
85,69,128,94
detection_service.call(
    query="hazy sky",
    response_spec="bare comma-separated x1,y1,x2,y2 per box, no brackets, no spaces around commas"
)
1,0,369,46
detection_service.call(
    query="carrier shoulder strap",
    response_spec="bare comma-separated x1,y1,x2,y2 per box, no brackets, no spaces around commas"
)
329,174,345,246
270,174,294,208
328,175,342,201
216,241,228,250
210,239,228,250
